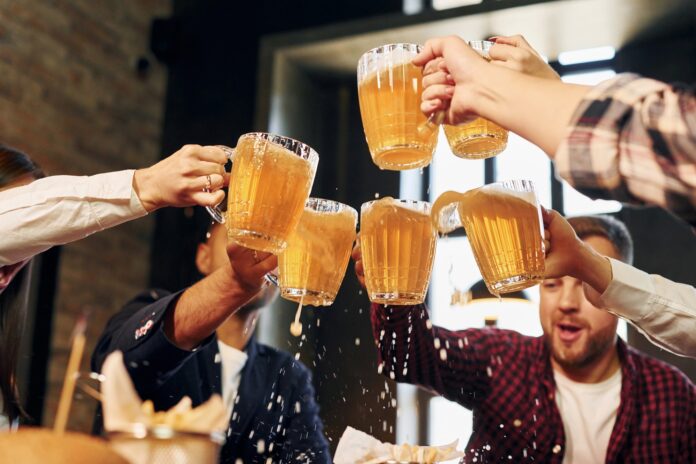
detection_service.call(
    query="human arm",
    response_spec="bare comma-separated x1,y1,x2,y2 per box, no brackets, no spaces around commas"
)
0,144,228,265
488,35,560,81
353,239,507,408
417,37,696,225
162,243,277,350
554,75,696,225
91,243,276,395
414,35,590,155
543,208,696,357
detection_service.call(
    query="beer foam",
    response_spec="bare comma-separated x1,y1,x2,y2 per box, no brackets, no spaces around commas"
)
480,182,538,207
359,44,421,80
364,197,431,223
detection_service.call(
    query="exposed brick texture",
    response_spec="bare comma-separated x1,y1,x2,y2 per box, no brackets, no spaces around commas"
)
0,0,170,432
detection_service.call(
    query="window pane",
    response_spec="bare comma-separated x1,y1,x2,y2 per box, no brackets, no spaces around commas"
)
429,127,485,201
495,133,552,208
433,0,483,10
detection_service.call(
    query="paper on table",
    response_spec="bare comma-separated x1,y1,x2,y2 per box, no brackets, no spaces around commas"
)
101,351,228,434
334,426,465,464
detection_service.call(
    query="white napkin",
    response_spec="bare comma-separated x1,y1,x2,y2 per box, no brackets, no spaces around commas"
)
334,426,465,464
101,351,228,434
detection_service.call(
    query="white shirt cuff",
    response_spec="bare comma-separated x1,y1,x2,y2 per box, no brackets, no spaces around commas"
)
599,258,654,322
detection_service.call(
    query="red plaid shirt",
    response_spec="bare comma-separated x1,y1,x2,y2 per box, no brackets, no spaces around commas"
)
555,74,696,225
372,304,695,463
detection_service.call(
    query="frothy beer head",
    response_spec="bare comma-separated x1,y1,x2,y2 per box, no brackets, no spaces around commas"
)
432,180,545,295
357,44,438,171
226,132,318,254
279,198,357,306
360,197,437,304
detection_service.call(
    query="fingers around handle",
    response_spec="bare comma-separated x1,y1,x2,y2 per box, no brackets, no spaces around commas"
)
205,145,236,223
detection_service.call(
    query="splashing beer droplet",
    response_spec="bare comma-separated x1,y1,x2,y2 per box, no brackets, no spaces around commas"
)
290,296,303,337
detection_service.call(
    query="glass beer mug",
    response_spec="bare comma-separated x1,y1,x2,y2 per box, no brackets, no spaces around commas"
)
442,40,509,159
360,198,437,304
206,132,319,255
431,180,545,295
278,198,358,306
357,43,438,171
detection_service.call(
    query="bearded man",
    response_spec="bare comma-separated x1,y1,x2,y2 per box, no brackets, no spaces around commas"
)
354,214,695,463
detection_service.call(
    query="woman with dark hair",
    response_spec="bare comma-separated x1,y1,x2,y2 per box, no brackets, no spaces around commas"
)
0,145,45,429
0,141,229,428
0,143,230,267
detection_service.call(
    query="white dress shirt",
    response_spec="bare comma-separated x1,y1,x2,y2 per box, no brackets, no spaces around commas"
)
0,170,147,265
599,258,696,358
554,368,622,464
217,340,249,419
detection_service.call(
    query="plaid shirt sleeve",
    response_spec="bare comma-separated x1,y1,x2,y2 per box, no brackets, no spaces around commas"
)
370,303,525,410
555,73,696,225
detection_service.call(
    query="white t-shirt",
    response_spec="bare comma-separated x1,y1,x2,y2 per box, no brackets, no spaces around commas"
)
217,341,249,419
554,368,622,464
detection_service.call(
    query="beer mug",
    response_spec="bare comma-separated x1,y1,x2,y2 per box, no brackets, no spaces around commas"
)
443,40,508,159
357,43,438,171
360,198,437,305
278,198,358,307
206,132,319,254
432,180,545,295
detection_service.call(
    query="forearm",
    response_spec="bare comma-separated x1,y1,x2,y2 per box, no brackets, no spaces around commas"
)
598,259,696,358
0,171,146,265
371,304,490,406
573,243,614,299
164,267,259,350
471,66,590,155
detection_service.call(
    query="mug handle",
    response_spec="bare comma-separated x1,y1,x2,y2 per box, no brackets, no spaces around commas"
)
205,145,236,223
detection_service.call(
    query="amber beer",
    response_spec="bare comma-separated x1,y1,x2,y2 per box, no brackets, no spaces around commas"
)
443,41,508,159
432,180,545,295
357,43,438,170
279,199,358,306
226,133,318,254
360,198,437,304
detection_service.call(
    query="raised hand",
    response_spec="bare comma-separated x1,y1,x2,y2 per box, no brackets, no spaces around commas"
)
132,144,230,211
488,35,560,81
226,242,278,294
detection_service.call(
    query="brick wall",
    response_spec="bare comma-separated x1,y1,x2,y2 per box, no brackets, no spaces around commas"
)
0,0,170,431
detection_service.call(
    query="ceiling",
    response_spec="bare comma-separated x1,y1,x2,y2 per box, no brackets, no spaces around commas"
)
267,0,689,76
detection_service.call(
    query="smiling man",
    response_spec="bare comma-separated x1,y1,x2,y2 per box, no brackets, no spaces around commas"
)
356,215,695,463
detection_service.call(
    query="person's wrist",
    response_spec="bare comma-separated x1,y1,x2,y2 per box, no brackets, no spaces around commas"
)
575,242,612,294
468,62,506,120
224,265,263,298
132,168,160,212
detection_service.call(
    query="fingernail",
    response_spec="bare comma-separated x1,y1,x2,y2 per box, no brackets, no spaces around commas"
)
445,86,454,95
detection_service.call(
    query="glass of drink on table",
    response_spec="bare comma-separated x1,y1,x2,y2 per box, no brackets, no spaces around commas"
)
360,198,437,305
357,43,438,170
205,132,319,255
432,180,545,295
278,198,358,307
442,40,509,159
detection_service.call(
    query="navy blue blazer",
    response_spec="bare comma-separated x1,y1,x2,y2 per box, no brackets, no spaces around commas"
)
91,289,331,463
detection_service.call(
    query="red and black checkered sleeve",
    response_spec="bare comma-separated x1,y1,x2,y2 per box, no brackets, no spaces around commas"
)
370,303,521,410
